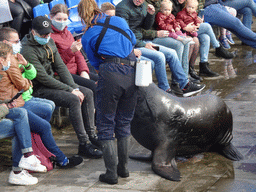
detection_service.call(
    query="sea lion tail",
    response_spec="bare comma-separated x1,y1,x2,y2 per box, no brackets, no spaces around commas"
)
219,143,243,161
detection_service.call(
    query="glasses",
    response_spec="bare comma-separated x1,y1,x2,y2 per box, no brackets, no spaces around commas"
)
7,39,20,44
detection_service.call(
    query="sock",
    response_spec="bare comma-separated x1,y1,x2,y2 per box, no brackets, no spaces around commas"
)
183,82,189,90
13,171,22,174
58,157,69,166
24,152,33,158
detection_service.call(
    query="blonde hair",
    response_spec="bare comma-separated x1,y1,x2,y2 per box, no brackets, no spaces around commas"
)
186,0,198,7
160,1,173,10
78,0,102,31
101,2,115,13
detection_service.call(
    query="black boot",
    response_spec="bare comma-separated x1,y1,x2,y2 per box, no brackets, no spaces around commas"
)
78,142,103,159
99,140,118,184
199,62,219,77
215,44,235,59
89,134,101,148
189,67,203,82
117,136,130,178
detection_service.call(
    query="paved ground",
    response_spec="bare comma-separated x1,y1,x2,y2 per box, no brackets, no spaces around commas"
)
1,29,256,192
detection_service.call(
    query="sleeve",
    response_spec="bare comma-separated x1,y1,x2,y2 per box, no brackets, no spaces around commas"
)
142,12,155,30
176,12,187,30
75,51,90,75
59,46,75,64
155,13,174,31
0,105,9,120
6,64,31,92
21,63,37,80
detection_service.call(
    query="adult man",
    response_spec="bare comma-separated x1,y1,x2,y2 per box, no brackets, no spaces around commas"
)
21,16,102,158
116,0,206,97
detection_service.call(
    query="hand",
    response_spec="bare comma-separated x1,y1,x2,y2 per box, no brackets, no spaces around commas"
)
183,22,195,32
157,30,169,38
134,49,142,58
80,71,90,79
145,43,158,51
71,41,82,53
16,53,28,66
198,16,204,23
147,4,155,15
175,27,181,31
6,101,17,109
71,89,84,103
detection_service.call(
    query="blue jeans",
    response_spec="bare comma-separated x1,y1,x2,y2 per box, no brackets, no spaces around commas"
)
204,4,256,49
3,108,33,171
221,0,256,29
198,22,220,62
138,44,188,90
23,97,55,122
153,37,190,77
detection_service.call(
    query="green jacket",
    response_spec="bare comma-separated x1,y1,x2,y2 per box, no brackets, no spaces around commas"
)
116,0,155,47
21,32,78,93
19,63,37,101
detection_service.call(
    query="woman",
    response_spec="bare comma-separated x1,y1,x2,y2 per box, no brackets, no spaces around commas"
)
49,4,98,99
78,0,137,185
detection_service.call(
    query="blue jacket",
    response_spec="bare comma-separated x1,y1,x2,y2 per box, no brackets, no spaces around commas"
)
81,14,136,70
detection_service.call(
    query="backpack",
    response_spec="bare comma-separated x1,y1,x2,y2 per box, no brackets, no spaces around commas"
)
30,132,56,172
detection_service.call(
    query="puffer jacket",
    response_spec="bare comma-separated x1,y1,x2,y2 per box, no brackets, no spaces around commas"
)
0,55,31,108
51,25,89,75
21,32,78,93
116,0,155,47
155,12,180,32
176,8,201,30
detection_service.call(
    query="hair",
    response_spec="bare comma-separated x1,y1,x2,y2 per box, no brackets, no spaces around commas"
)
78,0,102,31
101,2,115,13
50,3,69,17
0,27,18,41
186,0,198,6
0,41,12,58
160,1,173,10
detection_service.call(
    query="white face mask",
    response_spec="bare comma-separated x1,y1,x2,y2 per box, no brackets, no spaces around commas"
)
52,19,69,31
12,41,22,54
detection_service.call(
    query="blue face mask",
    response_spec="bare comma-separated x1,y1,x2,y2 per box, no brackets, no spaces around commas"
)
2,61,11,71
12,41,22,54
34,35,50,45
52,19,69,31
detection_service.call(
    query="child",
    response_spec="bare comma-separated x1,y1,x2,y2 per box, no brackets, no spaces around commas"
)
155,1,194,45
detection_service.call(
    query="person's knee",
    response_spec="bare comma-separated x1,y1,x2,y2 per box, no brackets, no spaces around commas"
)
199,34,210,45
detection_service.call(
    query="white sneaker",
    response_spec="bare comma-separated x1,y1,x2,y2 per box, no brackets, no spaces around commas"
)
8,170,38,185
19,155,47,172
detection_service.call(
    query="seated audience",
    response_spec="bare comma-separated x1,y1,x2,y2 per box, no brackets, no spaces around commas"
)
101,2,116,16
116,0,206,97
175,0,235,77
49,4,98,99
21,16,102,158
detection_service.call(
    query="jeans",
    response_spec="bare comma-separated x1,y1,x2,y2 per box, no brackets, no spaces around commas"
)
3,108,32,170
23,97,55,122
197,22,220,62
33,86,95,145
138,43,188,90
96,63,137,140
221,0,256,29
204,4,256,49
153,37,190,77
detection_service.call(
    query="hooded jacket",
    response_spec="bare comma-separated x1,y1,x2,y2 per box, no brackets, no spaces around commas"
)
50,25,90,75
116,0,155,47
21,32,78,93
0,55,31,108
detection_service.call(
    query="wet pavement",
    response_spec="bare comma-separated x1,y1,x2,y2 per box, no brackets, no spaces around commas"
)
1,31,256,191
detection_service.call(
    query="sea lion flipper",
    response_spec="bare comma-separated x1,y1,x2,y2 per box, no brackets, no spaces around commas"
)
151,141,181,181
129,152,153,161
220,143,243,161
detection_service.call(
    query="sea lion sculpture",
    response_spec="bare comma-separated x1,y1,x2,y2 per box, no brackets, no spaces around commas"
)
131,83,243,181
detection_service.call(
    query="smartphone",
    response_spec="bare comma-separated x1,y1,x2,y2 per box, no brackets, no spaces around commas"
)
153,46,160,51
198,9,205,19
8,89,24,103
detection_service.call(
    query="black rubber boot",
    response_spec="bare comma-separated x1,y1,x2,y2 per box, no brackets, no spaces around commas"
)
199,62,220,77
215,44,235,59
117,136,130,178
189,67,203,82
99,140,118,184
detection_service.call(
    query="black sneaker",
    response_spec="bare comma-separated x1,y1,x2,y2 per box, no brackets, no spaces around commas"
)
215,44,235,59
78,143,103,159
189,76,200,84
168,82,183,97
57,155,83,169
89,134,101,148
182,82,205,97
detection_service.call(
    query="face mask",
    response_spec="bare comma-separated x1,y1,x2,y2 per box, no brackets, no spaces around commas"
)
2,61,11,71
34,35,50,45
52,19,68,31
12,41,22,54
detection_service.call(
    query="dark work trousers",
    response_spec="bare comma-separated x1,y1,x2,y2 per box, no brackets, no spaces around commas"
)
96,62,138,140
33,85,95,145
71,72,99,102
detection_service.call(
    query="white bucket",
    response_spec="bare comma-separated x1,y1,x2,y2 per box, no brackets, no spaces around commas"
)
135,60,152,87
